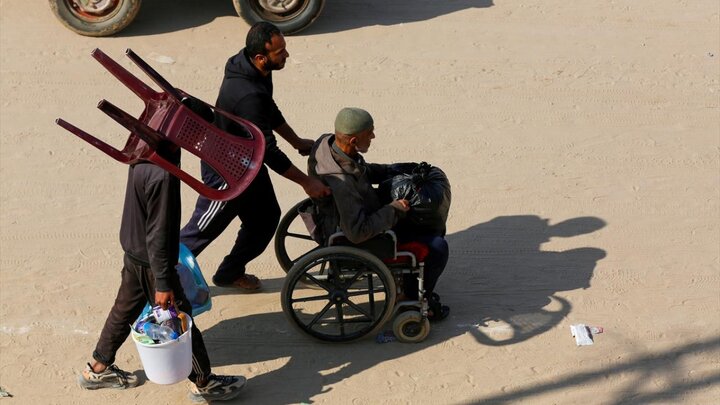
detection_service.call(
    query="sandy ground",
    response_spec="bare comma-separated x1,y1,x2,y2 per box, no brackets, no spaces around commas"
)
1,1,719,404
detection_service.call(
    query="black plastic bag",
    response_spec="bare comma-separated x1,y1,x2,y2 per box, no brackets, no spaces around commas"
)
384,162,451,235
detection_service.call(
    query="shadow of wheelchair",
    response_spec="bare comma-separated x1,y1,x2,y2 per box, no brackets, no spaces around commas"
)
197,214,606,403
443,215,607,345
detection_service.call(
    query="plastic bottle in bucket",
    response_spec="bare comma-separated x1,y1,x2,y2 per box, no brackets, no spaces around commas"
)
161,317,184,335
143,323,179,343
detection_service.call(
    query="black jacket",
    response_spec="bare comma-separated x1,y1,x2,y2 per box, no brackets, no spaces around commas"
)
212,49,292,176
119,154,181,293
308,134,402,244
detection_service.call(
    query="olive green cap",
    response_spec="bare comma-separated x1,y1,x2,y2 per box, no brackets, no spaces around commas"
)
334,107,374,135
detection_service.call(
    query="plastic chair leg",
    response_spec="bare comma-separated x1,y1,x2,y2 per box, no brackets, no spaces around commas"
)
97,100,165,149
125,49,183,101
91,48,158,102
55,118,133,164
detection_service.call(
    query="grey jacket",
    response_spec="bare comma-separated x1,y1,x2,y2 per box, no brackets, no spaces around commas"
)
308,133,401,244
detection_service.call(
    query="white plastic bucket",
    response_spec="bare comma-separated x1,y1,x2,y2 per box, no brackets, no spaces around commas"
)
131,312,193,385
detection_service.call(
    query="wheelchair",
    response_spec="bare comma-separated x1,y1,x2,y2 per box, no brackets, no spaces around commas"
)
275,198,432,343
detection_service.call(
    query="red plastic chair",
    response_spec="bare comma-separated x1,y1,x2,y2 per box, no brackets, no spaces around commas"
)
55,48,265,201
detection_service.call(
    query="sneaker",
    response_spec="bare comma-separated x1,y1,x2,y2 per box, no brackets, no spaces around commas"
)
188,374,246,403
427,293,450,322
77,363,138,390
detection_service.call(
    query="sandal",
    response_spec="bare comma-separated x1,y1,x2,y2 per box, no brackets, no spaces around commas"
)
214,274,263,292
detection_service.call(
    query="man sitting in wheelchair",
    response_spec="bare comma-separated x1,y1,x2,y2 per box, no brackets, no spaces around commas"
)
307,107,450,321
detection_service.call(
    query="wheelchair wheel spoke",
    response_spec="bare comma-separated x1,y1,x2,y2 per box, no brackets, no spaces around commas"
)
286,232,314,241
290,292,330,303
319,259,328,274
343,298,372,319
345,288,386,297
344,269,365,286
275,199,323,273
303,272,331,292
335,302,346,336
367,274,376,316
307,301,335,329
316,317,373,325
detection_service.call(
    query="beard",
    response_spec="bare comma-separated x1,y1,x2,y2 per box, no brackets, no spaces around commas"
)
265,58,286,71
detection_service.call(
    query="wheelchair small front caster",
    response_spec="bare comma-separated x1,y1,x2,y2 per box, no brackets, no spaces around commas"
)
393,311,430,343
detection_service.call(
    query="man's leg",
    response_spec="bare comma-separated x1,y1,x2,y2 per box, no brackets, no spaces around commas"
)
421,235,449,295
213,167,280,287
179,164,237,257
180,193,236,257
80,255,147,390
92,256,148,367
415,234,450,321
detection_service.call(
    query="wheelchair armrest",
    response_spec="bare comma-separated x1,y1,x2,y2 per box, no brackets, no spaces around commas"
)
327,231,397,260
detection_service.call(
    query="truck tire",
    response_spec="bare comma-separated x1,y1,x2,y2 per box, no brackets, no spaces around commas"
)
48,0,142,37
233,0,325,35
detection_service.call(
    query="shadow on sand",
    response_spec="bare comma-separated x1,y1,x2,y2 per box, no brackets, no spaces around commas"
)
469,336,720,404
198,213,607,403
115,0,494,37
444,215,607,346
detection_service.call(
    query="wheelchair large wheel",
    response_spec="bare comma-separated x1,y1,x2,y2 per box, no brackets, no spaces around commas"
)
275,198,320,273
393,311,430,343
281,246,397,342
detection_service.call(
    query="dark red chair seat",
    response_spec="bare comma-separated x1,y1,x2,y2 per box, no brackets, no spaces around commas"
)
383,241,429,265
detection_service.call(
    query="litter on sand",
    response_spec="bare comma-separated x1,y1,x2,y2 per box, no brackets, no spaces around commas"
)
570,324,604,346
147,52,175,64
376,330,396,343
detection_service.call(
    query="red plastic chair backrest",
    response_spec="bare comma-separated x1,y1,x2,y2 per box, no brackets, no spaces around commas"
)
55,48,265,202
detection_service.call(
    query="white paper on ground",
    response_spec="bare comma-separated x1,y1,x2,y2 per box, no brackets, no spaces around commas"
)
570,324,594,346
147,52,175,64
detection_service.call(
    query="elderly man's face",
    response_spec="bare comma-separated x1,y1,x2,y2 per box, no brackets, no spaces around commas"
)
354,127,375,154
